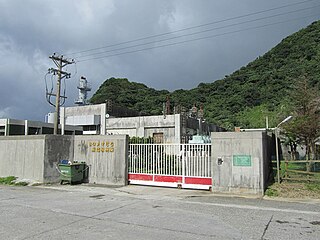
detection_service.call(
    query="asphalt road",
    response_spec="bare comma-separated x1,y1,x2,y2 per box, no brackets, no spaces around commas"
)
0,184,320,240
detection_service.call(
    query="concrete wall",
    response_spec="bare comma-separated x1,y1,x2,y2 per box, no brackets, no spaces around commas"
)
73,135,128,186
211,132,269,195
43,135,74,183
63,103,106,116
0,135,128,186
61,103,106,134
0,136,46,182
106,114,181,143
0,135,74,183
1,131,271,193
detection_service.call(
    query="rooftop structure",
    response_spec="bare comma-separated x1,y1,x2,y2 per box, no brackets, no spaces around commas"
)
0,118,82,136
74,76,91,106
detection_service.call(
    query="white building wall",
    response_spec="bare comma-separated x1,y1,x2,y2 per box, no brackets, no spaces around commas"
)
60,103,106,135
107,128,136,136
144,127,176,143
65,115,100,125
105,114,181,142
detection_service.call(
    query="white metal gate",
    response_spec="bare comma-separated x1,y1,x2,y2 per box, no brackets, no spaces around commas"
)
128,143,212,190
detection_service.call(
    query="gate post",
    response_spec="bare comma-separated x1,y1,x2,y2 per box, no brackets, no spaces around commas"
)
211,132,269,195
181,144,185,186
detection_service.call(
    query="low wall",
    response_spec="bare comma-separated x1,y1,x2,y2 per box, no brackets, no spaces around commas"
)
43,135,74,183
0,135,128,186
0,136,46,182
211,132,270,195
73,135,128,186
1,133,269,192
0,135,74,183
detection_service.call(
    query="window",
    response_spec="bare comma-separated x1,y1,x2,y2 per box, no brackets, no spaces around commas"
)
83,125,97,131
153,133,164,143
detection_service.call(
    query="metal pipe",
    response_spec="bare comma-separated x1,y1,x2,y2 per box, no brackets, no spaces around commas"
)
275,115,293,184
275,128,280,184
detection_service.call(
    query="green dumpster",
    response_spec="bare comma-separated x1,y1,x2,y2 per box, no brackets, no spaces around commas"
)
59,163,85,185
82,163,89,183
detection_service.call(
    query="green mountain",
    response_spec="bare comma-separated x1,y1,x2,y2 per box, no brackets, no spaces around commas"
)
90,20,320,130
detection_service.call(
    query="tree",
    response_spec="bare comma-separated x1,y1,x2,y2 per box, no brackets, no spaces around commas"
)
284,77,320,170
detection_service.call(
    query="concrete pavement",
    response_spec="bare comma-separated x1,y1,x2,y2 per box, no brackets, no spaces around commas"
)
1,184,320,239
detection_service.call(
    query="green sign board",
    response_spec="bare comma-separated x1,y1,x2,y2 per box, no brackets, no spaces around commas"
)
233,155,252,167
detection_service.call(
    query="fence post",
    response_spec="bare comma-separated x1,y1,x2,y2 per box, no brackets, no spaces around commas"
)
285,160,288,180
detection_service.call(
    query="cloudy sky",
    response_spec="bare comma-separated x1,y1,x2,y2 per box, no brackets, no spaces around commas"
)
0,0,319,121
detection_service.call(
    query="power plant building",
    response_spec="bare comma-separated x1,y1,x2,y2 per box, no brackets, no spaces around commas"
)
45,102,223,143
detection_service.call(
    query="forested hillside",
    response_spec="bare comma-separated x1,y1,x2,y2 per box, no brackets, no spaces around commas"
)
90,20,320,130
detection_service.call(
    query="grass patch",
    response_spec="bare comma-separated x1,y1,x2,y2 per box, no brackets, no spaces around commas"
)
265,182,320,199
284,162,306,171
265,187,279,197
0,176,29,186
0,176,17,185
305,183,320,192
14,181,29,186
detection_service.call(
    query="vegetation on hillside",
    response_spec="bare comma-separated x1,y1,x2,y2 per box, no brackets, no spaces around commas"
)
90,78,170,115
90,20,320,130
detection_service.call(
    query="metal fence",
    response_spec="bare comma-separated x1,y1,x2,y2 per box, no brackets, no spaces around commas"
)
128,143,212,189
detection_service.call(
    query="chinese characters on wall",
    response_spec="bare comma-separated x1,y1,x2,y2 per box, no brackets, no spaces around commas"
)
89,141,114,153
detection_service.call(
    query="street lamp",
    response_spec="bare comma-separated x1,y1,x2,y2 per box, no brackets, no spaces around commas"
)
275,116,293,183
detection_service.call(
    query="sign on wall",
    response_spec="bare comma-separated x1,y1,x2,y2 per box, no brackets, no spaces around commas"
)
233,155,252,167
89,141,114,153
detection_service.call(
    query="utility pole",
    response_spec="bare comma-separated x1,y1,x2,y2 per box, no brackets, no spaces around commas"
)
47,53,74,135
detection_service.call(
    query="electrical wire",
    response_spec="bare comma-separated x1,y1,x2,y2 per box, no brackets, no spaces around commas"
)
77,13,319,63
74,4,320,60
60,78,67,106
67,0,318,57
73,62,78,78
49,74,56,107
45,72,56,107
44,72,50,103
45,69,70,107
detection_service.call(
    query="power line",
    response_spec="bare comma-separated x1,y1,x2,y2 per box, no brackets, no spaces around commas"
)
77,14,319,63
75,4,320,60
68,0,318,57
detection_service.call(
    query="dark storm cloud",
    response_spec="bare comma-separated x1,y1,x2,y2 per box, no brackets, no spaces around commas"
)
0,0,319,120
